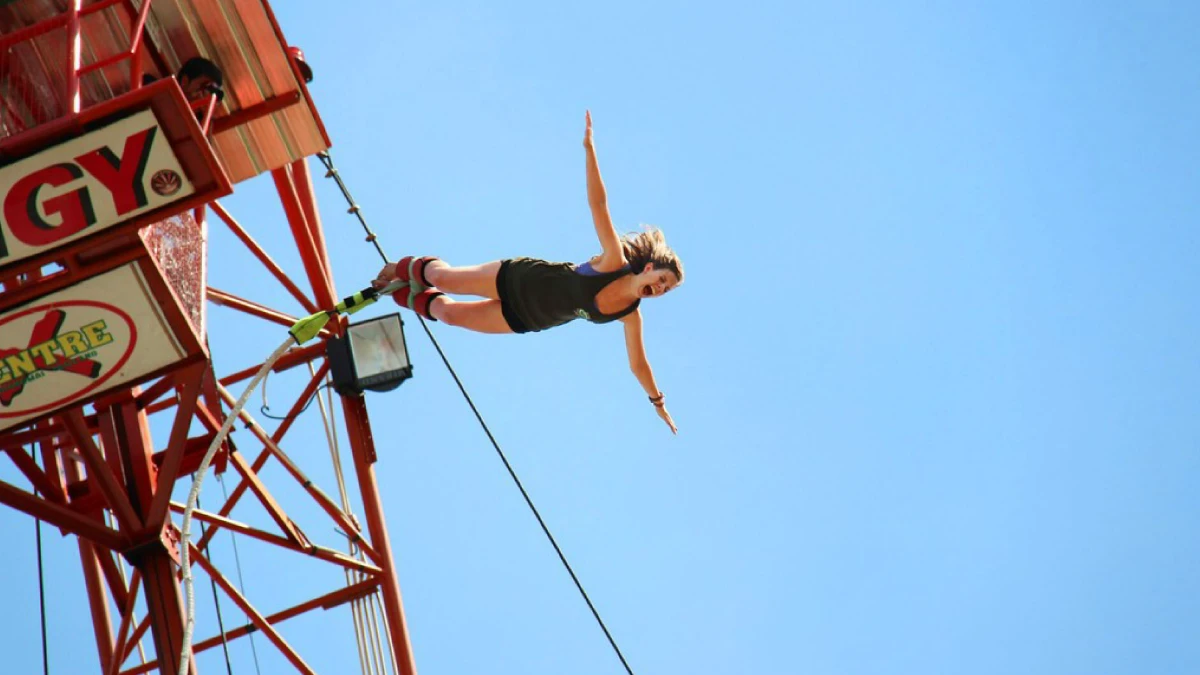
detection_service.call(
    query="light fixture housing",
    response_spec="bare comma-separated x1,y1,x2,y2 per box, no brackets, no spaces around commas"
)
328,313,412,396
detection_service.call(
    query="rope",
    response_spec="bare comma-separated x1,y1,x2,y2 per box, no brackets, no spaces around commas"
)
178,338,295,675
312,366,354,520
317,153,387,262
416,319,638,675
260,383,332,421
320,149,405,675
36,516,49,675
317,150,638,675
218,475,264,675
196,498,236,675
364,583,388,674
309,362,386,675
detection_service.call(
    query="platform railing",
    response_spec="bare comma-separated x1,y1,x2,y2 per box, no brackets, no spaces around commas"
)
0,0,156,139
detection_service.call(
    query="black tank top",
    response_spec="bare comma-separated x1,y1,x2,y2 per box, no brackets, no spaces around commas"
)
571,261,641,324
502,258,641,332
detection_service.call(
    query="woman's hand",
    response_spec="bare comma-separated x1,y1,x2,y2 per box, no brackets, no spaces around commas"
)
655,404,678,435
582,109,619,258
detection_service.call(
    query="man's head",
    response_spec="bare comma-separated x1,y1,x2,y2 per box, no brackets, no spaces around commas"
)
177,57,224,102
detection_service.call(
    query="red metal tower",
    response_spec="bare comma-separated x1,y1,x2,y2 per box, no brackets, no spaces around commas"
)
0,2,417,673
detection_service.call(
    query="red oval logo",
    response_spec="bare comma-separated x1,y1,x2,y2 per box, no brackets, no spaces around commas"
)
0,300,138,419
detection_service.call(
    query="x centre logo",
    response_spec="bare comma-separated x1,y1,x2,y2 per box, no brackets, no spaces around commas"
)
0,309,102,406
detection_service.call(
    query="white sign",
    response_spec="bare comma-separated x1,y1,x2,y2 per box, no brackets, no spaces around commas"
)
0,262,188,432
0,109,195,267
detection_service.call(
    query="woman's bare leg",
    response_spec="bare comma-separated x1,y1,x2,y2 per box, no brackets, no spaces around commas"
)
429,297,513,334
424,260,502,299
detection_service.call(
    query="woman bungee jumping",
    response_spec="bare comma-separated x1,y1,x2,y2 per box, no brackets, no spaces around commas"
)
373,112,683,433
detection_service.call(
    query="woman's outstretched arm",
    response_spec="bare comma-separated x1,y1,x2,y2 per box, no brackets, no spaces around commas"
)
584,111,624,268
621,309,678,434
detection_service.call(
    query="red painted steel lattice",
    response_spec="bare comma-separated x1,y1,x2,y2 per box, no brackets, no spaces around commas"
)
0,1,415,673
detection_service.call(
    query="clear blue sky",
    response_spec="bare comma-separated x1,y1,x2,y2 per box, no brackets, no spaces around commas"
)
3,1,1200,674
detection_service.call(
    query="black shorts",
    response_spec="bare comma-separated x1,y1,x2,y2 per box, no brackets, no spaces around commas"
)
496,260,531,333
496,258,581,333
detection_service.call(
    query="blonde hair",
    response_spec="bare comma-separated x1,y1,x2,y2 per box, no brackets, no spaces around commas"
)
620,227,684,283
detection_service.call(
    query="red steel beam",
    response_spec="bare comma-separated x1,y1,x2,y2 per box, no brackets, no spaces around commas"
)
290,158,334,295
120,615,152,665
206,286,302,329
2,447,62,502
148,433,219,478
79,50,131,77
224,449,305,545
211,91,301,135
145,364,206,529
169,502,381,575
34,418,73,537
39,435,68,525
197,93,219,134
216,342,327,388
59,423,118,671
132,372,180,412
189,545,317,675
211,379,383,566
341,394,419,675
120,578,380,675
128,0,154,55
193,578,378,651
96,546,131,612
189,394,225,435
210,201,320,314
63,410,142,533
79,540,117,672
193,368,376,563
107,571,143,675
0,480,126,550
100,389,194,675
144,342,327,415
0,14,69,49
0,0,123,51
281,143,417,674
1,422,69,450
100,414,129,510
75,0,154,82
132,543,195,674
67,0,82,114
190,366,328,554
273,167,336,310
118,0,169,79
